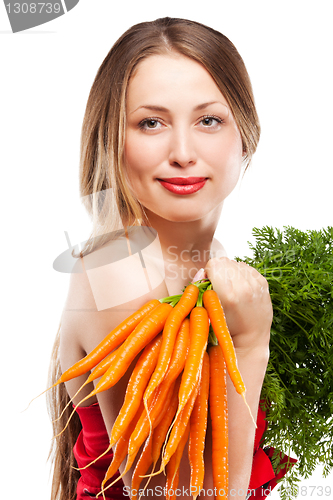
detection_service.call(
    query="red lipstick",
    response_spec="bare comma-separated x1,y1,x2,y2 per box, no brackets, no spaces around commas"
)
158,177,207,195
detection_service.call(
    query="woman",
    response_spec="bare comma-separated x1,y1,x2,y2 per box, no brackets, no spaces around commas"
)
48,17,285,500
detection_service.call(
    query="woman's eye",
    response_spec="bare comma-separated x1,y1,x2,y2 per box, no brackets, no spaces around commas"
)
199,115,223,128
139,118,162,130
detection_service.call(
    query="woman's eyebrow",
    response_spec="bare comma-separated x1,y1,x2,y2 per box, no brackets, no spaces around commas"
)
130,101,227,115
194,101,226,111
129,105,168,115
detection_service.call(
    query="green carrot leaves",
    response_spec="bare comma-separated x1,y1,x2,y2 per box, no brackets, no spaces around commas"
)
237,226,333,498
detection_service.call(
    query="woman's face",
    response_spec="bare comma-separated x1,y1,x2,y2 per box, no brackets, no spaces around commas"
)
124,53,244,223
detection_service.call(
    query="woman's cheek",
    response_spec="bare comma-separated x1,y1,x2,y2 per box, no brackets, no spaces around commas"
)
124,133,165,178
199,139,242,193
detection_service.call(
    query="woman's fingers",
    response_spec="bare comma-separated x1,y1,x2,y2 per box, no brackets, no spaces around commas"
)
205,257,234,297
206,257,269,303
191,268,207,283
205,257,272,351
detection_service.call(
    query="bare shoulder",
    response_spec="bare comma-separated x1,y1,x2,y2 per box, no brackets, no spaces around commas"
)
58,257,100,383
59,250,168,372
59,258,168,358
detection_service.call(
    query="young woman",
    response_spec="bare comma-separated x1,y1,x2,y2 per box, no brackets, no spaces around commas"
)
47,17,288,500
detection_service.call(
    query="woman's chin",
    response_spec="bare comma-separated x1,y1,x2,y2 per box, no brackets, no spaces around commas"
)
144,205,213,224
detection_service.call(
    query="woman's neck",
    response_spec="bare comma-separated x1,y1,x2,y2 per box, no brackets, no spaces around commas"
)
144,206,224,294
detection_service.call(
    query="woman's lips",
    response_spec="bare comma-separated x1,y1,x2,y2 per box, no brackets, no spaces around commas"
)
157,177,208,195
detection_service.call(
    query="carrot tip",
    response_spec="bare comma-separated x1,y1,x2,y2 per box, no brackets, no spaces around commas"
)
140,462,165,478
52,379,90,424
21,381,61,412
52,390,96,441
241,392,257,428
77,443,112,470
99,454,135,498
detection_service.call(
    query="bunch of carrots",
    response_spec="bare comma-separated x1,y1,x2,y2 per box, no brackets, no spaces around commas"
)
42,279,254,499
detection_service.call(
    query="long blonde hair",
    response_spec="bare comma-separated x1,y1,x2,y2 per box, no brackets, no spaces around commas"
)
47,17,260,500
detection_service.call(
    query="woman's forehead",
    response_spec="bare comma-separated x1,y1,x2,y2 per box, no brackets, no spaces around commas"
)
126,53,229,114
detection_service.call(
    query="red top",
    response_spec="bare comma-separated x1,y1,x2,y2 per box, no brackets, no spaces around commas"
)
73,403,124,499
73,402,297,499
248,403,297,497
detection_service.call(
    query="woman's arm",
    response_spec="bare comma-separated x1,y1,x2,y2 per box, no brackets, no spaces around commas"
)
205,257,272,499
226,347,269,497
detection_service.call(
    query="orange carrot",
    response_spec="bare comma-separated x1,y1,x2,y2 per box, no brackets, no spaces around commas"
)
131,433,153,500
102,378,181,499
78,334,163,471
146,317,190,432
101,449,138,499
109,333,162,448
157,371,201,473
127,377,177,459
209,344,228,500
54,349,119,423
165,421,190,500
100,383,175,500
189,351,210,500
143,284,199,408
92,303,172,394
55,303,172,438
64,299,160,382
136,378,182,494
147,307,207,477
98,402,144,500
177,307,209,416
128,319,190,457
131,379,181,500
203,290,244,393
203,290,256,426
151,378,181,468
28,299,160,407
166,468,179,500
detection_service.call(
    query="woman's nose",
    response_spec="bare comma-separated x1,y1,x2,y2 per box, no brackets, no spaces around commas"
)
168,127,197,168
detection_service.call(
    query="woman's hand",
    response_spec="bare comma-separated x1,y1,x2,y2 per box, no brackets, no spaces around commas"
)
205,257,272,354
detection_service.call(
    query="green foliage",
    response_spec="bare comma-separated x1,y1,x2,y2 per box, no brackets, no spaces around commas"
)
236,226,333,496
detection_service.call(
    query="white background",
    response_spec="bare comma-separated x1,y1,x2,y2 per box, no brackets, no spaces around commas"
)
1,1,332,498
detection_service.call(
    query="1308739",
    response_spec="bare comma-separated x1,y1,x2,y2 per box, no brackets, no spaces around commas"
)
5,3,61,14
294,486,332,497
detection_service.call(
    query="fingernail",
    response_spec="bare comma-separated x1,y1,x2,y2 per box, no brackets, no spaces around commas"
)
192,268,206,282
